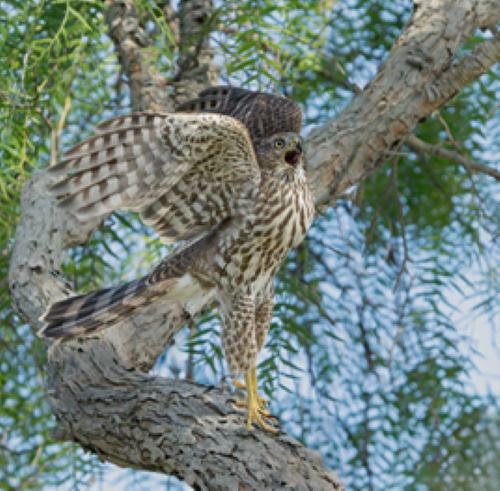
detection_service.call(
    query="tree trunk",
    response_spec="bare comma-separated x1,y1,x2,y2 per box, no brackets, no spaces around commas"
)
9,0,500,488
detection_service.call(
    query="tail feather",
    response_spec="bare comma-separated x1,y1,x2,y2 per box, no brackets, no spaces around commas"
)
39,277,177,342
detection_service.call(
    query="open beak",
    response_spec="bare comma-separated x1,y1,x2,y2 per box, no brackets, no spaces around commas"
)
284,141,302,169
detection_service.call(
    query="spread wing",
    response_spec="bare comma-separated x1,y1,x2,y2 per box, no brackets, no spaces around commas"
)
48,112,261,244
176,86,303,143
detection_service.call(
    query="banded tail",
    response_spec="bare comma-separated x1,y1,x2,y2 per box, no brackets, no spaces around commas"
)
39,275,179,342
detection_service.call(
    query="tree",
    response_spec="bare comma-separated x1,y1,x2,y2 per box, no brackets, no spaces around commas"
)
2,0,500,489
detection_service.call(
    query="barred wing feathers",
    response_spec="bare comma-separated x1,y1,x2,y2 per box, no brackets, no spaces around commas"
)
176,86,303,142
48,112,261,243
39,276,180,341
39,230,203,340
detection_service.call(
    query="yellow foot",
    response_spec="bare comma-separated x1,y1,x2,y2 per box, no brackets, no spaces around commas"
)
234,400,276,422
246,399,278,435
234,372,278,434
232,379,269,407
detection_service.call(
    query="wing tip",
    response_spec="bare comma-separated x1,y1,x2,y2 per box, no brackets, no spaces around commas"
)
37,323,49,338
37,322,81,343
37,311,55,339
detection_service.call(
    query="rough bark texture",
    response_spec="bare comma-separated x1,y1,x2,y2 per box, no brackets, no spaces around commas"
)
10,172,343,490
172,0,220,104
9,0,500,489
309,0,500,206
103,0,173,112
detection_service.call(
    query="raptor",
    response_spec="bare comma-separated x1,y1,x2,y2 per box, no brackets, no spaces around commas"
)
40,87,315,433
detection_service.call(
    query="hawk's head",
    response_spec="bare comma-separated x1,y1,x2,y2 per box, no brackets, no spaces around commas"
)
254,132,305,177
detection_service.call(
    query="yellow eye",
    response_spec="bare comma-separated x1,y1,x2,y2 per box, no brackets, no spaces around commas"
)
274,139,285,149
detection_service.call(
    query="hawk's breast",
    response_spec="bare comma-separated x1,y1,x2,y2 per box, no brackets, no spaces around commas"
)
213,176,315,296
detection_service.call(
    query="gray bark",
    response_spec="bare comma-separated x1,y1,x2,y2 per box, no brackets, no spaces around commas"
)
8,0,500,489
310,0,500,206
103,0,173,112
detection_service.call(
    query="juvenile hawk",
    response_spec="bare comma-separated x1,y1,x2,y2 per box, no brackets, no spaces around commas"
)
40,87,315,433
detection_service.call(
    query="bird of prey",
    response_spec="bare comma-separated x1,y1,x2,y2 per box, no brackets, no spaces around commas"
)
40,86,315,433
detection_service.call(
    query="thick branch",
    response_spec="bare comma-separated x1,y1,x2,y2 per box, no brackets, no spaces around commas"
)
406,134,500,181
102,0,219,107
103,0,173,112
171,0,220,104
9,0,343,488
307,0,500,206
46,337,343,490
420,33,500,111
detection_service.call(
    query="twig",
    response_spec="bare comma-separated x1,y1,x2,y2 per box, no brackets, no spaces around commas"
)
4,49,32,143
0,91,53,134
56,66,78,155
406,134,500,181
388,275,415,373
434,109,460,148
185,319,197,380
21,49,32,110
489,101,500,118
49,111,57,167
390,158,410,293
363,172,393,254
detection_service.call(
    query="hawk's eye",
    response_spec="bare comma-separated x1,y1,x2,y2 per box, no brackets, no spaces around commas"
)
274,139,285,149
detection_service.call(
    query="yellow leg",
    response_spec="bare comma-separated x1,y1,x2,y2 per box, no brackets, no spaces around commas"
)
233,368,275,422
251,367,269,406
232,368,269,406
243,371,278,434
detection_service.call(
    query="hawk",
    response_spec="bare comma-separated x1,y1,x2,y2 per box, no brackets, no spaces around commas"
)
40,86,315,433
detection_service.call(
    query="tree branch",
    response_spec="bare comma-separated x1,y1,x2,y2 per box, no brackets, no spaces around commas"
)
102,0,173,112
171,0,219,104
46,335,343,490
9,0,344,487
307,0,500,206
406,134,500,181
420,33,500,111
10,171,344,489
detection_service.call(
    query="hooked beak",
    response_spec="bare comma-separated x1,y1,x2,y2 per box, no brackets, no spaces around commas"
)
284,141,302,169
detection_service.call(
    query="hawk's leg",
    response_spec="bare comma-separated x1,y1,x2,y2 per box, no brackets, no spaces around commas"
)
253,284,275,407
221,293,276,433
233,367,275,422
243,370,278,434
233,367,269,407
232,286,276,421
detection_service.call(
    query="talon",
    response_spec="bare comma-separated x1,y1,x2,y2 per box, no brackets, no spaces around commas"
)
247,404,278,434
240,371,278,434
258,407,275,419
232,368,270,407
234,400,277,423
259,397,269,406
232,380,247,390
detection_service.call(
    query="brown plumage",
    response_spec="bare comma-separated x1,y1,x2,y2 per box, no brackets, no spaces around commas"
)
176,86,303,143
40,87,315,433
